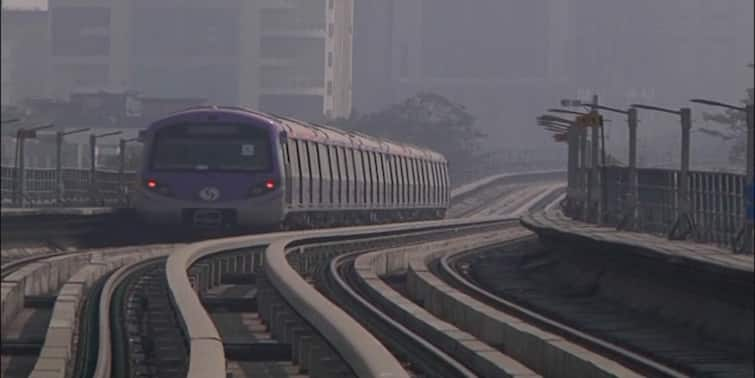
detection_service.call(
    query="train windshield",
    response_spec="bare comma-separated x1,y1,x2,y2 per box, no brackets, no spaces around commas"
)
150,123,271,172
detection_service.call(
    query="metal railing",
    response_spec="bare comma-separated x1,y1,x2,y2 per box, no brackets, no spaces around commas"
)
1,165,137,208
566,165,748,252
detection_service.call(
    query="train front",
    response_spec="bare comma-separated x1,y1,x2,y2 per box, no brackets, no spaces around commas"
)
133,109,285,231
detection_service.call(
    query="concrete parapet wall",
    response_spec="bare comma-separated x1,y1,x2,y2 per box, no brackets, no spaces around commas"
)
28,249,171,378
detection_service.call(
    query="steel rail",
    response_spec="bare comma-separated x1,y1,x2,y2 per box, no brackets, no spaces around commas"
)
324,247,477,377
438,242,689,378
92,257,167,378
166,216,514,378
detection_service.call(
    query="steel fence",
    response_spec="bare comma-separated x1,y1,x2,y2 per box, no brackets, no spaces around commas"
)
0,165,137,208
566,165,748,251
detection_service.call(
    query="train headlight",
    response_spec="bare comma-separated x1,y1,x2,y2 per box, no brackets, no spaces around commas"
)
145,179,174,197
248,179,276,197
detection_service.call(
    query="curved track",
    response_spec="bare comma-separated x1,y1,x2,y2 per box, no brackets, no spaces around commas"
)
319,238,482,377
439,239,753,377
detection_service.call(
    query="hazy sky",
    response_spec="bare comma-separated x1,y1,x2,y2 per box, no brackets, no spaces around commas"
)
2,0,47,10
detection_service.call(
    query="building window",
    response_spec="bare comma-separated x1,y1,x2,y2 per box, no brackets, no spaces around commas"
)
329,0,334,10
328,51,333,67
328,23,334,38
327,81,333,95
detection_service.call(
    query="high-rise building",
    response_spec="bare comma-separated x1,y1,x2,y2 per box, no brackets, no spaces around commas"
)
48,0,353,120
353,0,752,149
1,7,50,106
353,0,572,145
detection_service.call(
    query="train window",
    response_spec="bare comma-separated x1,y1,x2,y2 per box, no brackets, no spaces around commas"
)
362,151,370,204
314,143,325,204
371,152,378,204
371,152,379,205
417,160,423,205
425,161,432,205
318,144,331,204
328,145,338,204
431,161,438,205
363,151,371,204
438,162,443,204
151,123,271,172
341,148,356,203
417,160,427,204
403,157,411,204
341,147,348,205
296,140,309,204
368,152,376,205
281,139,291,205
426,161,432,205
393,156,404,204
287,139,299,205
402,157,409,205
419,160,426,205
374,152,382,205
379,153,387,205
442,162,448,202
393,156,400,205
409,159,419,205
413,159,419,204
407,159,414,204
354,149,363,205
420,160,425,205
429,161,434,205
303,141,314,204
391,156,401,204
364,151,372,204
416,159,423,204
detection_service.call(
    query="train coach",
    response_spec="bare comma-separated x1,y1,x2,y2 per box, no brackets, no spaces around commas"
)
132,105,449,230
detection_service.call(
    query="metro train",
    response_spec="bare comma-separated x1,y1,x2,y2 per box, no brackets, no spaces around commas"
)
132,105,450,230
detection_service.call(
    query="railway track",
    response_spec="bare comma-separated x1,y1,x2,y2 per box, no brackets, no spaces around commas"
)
10,169,749,377
160,180,567,377
0,245,174,378
437,237,754,377
318,231,497,377
2,171,567,377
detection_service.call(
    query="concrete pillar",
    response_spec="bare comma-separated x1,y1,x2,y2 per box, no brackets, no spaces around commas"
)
56,132,63,205
567,125,578,215
679,107,692,218
743,104,754,254
591,95,602,224
89,134,97,206
627,108,639,227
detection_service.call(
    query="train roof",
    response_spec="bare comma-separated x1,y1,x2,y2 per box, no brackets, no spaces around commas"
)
161,105,446,162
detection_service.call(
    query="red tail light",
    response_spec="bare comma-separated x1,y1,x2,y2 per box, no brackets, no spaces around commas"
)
265,179,275,190
146,179,158,189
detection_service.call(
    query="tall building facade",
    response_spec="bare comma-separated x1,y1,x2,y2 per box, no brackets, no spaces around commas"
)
48,0,353,119
353,0,573,147
1,7,50,106
353,0,752,150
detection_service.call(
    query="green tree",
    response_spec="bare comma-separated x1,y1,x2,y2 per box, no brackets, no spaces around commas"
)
330,92,487,175
698,81,753,166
